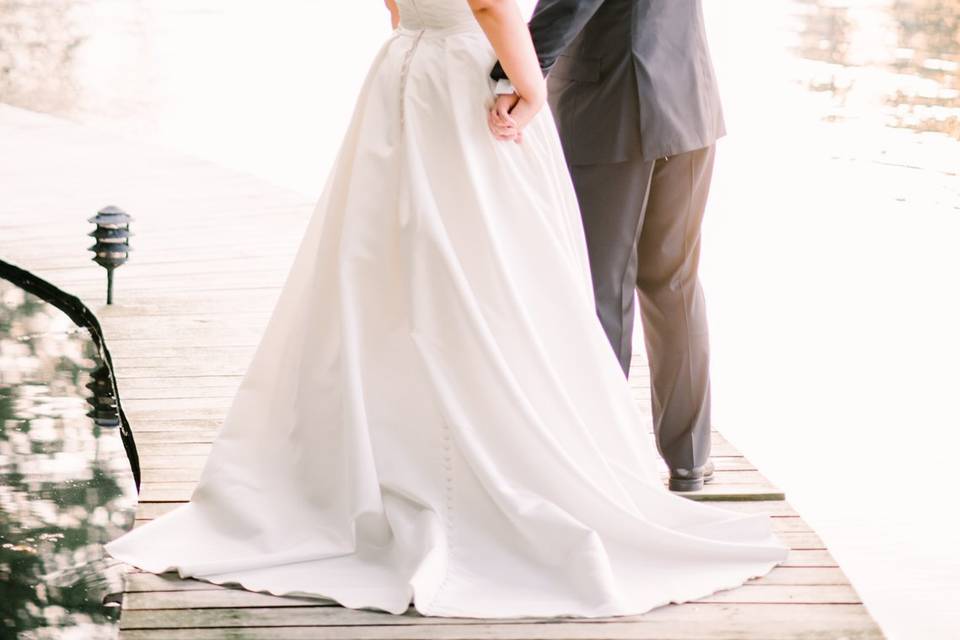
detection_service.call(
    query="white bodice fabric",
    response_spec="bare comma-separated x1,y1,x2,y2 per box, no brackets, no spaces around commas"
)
397,0,478,30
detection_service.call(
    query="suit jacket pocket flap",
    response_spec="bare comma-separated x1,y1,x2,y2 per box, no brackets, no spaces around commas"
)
549,55,601,83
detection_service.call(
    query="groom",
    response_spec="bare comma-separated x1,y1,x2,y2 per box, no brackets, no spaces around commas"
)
490,0,723,492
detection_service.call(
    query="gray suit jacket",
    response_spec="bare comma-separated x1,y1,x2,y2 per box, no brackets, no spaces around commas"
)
491,0,725,165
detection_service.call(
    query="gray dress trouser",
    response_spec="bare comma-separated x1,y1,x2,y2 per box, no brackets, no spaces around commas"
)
568,144,716,471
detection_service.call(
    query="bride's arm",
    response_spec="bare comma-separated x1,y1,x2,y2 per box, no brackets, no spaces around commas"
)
490,0,606,82
468,0,547,113
384,0,400,29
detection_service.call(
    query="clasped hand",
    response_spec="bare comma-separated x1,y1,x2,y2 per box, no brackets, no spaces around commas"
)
488,93,541,144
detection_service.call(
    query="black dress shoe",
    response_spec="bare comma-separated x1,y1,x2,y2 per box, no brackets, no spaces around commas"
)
668,459,715,492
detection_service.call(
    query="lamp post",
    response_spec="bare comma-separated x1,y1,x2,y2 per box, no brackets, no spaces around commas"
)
87,206,134,305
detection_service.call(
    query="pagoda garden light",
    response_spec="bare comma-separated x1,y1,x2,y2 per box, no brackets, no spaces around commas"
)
87,205,134,305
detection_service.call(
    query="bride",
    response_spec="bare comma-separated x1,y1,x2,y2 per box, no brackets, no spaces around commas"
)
104,0,788,618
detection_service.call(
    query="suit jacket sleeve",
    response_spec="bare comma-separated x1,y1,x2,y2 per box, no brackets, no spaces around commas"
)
490,0,608,82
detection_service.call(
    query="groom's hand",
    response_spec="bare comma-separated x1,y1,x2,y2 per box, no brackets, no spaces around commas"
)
488,93,523,144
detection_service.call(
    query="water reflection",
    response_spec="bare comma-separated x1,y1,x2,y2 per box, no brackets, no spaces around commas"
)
0,279,137,640
889,0,960,137
790,0,960,141
0,0,84,115
792,1,854,65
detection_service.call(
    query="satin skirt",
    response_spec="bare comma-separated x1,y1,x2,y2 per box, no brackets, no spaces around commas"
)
104,23,789,618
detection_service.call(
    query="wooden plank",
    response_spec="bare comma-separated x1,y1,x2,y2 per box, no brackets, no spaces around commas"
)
128,501,808,532
132,431,222,445
129,481,786,504
131,465,771,485
117,375,245,389
695,501,799,516
781,550,837,567
138,466,207,481
129,443,215,456
121,566,851,596
117,616,884,640
125,425,744,456
118,604,882,637
124,406,232,421
120,584,860,611
51,282,285,299
31,255,296,282
92,325,270,345
133,479,786,504
112,366,252,379
124,418,225,429
127,453,783,500
684,484,785,502
3,226,307,251
777,531,825,548
768,517,813,532
118,387,241,401
123,589,338,609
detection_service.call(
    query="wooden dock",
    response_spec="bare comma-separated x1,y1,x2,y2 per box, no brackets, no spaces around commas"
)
0,105,884,639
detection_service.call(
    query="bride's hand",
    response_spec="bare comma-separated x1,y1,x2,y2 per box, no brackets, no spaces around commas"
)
489,93,521,142
488,88,545,144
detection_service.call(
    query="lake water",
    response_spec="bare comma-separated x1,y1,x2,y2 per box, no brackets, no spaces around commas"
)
1,1,958,638
0,276,138,639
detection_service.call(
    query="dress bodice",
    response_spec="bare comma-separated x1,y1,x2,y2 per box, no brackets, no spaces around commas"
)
395,0,481,30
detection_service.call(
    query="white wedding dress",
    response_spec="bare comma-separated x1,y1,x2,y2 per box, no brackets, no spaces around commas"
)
104,0,789,618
